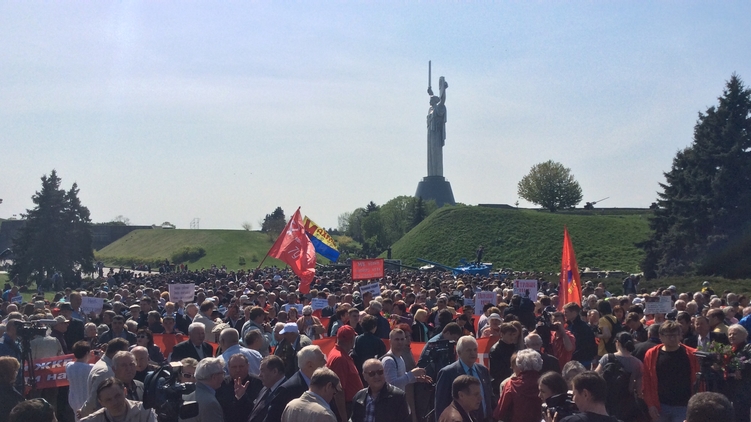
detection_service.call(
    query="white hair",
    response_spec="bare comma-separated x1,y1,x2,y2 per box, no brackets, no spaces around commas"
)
524,333,543,350
188,322,206,334
195,357,224,381
729,324,748,339
297,345,324,368
456,335,478,354
515,349,543,372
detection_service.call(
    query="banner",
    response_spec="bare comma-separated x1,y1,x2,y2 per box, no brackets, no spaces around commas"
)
351,258,384,280
169,284,196,303
23,353,100,390
11,295,23,303
474,291,495,315
311,298,328,310
644,296,673,315
267,208,317,293
284,303,304,314
513,280,538,299
303,216,340,262
359,282,382,298
81,297,104,315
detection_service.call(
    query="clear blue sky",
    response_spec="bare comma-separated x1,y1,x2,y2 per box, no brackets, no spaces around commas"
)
1,2,750,230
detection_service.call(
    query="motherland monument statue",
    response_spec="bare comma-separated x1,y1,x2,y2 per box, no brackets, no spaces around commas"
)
415,61,456,206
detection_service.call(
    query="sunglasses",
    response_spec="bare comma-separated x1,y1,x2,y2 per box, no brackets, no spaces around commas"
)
137,335,149,339
181,373,194,379
365,369,384,377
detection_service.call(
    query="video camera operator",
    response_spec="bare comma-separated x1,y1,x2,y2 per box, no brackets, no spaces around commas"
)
544,372,618,422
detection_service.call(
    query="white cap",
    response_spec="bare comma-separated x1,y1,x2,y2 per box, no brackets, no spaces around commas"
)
279,322,299,334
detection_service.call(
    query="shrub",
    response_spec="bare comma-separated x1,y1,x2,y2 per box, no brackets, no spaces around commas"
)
170,247,206,264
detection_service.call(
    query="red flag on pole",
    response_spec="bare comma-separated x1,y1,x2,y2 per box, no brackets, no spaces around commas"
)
558,226,582,310
267,208,317,293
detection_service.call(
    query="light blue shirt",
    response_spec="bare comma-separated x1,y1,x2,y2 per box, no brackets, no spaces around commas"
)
221,344,262,376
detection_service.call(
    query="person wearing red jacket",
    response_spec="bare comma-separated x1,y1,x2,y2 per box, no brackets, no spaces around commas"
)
642,321,699,422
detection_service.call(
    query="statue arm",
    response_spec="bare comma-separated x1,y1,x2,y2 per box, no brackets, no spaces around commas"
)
438,77,447,105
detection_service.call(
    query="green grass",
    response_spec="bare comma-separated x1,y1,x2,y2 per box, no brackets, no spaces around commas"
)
387,206,652,273
95,229,289,270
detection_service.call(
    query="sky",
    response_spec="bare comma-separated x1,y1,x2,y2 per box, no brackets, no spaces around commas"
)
1,2,750,230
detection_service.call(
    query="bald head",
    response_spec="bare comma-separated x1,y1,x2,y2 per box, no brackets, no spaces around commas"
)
220,328,240,347
131,346,149,371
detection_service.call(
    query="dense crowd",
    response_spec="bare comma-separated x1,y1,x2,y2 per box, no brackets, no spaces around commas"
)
0,266,747,422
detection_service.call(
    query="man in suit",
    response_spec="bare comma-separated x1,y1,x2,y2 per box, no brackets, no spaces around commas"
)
633,323,662,362
434,336,493,422
60,302,86,347
215,354,263,422
281,367,340,422
98,315,137,346
265,345,327,422
180,357,225,422
171,322,213,362
248,355,286,422
683,315,729,350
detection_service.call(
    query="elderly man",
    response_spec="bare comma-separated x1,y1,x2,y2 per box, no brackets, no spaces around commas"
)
281,367,341,422
525,333,560,374
192,300,218,339
241,306,272,356
366,301,391,339
248,355,287,422
112,351,143,401
180,357,225,422
494,349,544,422
435,336,493,422
215,354,263,422
274,322,312,378
219,328,261,376
80,338,130,418
327,325,362,422
79,377,156,422
132,346,158,383
266,345,328,422
170,323,213,362
350,359,410,422
438,375,483,422
99,316,137,345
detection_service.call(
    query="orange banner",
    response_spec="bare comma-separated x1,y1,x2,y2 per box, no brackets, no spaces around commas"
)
351,258,385,280
23,353,101,390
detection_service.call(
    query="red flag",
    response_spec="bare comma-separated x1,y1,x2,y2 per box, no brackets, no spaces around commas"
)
558,226,582,310
267,208,317,293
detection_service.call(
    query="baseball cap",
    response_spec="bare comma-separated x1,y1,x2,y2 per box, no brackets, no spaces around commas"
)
488,313,502,321
337,325,356,342
279,323,299,335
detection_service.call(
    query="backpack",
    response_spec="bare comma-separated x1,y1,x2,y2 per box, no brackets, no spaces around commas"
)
601,354,632,418
603,315,623,353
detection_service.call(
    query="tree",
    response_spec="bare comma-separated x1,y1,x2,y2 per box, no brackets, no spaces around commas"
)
241,221,253,231
261,207,286,237
641,74,751,278
517,160,583,212
10,170,94,286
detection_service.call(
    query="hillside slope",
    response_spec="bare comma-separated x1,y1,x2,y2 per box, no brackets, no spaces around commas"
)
95,229,286,269
388,206,651,273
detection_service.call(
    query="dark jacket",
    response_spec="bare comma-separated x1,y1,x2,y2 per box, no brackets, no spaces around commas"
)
350,383,410,422
435,361,493,422
264,371,308,422
0,383,24,422
682,331,728,349
489,339,517,396
248,376,286,422
438,401,475,422
170,340,214,362
412,321,430,343
353,332,387,375
65,317,86,349
632,339,660,362
216,374,263,422
567,317,598,363
98,328,137,346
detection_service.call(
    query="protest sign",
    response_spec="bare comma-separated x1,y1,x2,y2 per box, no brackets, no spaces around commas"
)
169,284,196,303
23,353,100,390
644,296,673,315
474,291,495,315
359,282,382,298
513,280,538,299
311,298,328,310
351,258,384,280
284,303,304,314
81,297,104,315
11,295,23,304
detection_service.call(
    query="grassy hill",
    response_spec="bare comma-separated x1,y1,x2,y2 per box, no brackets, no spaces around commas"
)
95,229,287,270
387,206,652,273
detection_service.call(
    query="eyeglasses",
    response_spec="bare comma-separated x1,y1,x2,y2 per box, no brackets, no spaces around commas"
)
365,369,384,377
181,373,194,379
137,335,149,339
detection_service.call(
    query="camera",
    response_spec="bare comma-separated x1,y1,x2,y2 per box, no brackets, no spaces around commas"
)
421,339,456,379
541,392,577,420
143,363,199,422
13,320,50,340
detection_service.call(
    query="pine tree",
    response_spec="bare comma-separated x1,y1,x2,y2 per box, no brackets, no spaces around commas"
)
10,170,94,286
642,74,751,278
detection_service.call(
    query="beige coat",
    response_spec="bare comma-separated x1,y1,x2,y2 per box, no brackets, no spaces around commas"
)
80,399,156,422
281,391,336,422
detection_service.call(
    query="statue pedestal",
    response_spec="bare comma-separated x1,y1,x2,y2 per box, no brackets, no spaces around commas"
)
415,176,456,207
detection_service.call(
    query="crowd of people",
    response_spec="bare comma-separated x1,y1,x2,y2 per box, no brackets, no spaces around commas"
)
0,265,748,422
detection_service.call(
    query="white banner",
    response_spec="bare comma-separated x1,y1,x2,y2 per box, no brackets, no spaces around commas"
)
81,297,104,315
359,282,382,298
644,296,673,315
513,280,538,299
474,291,495,315
169,284,196,303
284,303,304,314
311,298,328,310
11,295,22,304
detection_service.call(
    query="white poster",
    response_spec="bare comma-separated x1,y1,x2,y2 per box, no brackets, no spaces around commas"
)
169,284,196,303
474,291,496,315
513,280,538,299
359,282,382,298
10,295,22,304
311,298,328,310
81,297,104,315
284,303,304,314
644,296,673,315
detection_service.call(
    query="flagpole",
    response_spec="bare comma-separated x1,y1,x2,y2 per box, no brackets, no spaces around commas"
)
256,207,302,271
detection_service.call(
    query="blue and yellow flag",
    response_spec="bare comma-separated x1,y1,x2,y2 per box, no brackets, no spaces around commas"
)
302,216,340,262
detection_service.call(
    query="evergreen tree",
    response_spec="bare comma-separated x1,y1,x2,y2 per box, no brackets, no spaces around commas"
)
642,74,751,278
10,170,94,286
261,207,286,236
